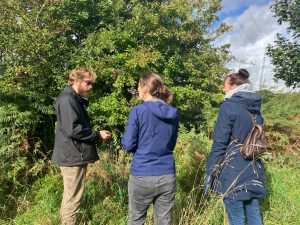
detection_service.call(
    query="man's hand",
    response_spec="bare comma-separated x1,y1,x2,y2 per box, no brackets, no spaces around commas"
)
99,130,111,141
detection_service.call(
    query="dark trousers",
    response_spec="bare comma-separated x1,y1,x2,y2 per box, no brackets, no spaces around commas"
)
128,174,176,225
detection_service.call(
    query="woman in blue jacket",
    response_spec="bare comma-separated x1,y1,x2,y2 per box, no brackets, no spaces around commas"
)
206,69,265,225
122,73,179,225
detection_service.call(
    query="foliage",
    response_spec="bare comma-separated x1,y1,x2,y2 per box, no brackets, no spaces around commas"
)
266,34,300,88
2,0,300,224
261,90,300,129
256,92,300,225
1,91,299,224
174,128,211,192
261,165,300,225
266,0,300,88
0,0,230,218
271,0,300,35
261,90,300,169
12,174,62,225
5,129,213,225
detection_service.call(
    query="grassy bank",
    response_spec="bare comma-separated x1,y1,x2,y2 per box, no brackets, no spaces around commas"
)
2,91,300,225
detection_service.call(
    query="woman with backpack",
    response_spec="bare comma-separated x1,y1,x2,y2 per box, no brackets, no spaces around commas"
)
205,69,266,225
122,73,179,225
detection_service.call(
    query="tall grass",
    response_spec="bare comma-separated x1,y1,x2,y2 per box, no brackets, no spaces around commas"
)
2,91,300,224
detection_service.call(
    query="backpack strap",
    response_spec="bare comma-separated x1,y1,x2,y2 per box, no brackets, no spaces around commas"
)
245,109,257,126
226,99,258,125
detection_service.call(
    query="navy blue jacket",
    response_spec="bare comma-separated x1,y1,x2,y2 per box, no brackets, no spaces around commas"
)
206,92,266,200
121,100,179,176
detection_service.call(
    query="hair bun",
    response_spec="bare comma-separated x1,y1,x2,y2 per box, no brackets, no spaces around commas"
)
238,69,250,78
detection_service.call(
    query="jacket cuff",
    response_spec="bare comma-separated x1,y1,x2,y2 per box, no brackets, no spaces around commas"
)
94,131,101,142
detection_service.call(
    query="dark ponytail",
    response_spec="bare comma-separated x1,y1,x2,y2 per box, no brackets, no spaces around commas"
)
139,73,173,104
225,68,250,85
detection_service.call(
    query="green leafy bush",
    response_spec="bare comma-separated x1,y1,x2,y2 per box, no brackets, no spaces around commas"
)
0,0,229,218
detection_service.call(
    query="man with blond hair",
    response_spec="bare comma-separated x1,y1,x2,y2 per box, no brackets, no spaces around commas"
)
52,67,111,225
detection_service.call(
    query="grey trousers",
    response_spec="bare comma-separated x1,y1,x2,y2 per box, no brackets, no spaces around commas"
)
60,165,87,225
128,174,176,225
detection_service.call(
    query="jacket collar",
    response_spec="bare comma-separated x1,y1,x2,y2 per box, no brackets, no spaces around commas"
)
63,86,89,108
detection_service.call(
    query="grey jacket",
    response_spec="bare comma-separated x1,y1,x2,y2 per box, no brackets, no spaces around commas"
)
52,86,100,166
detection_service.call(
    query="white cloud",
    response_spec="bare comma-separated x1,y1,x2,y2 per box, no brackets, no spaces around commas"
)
219,3,293,91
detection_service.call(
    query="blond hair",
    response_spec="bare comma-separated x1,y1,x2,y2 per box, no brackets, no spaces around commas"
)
68,67,97,86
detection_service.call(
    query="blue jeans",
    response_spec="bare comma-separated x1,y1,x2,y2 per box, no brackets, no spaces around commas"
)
224,198,263,225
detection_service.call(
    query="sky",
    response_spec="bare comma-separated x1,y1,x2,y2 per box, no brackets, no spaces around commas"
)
216,0,294,91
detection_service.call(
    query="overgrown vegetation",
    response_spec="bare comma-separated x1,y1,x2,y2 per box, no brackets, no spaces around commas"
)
0,0,299,224
1,91,300,225
0,0,229,220
267,0,300,88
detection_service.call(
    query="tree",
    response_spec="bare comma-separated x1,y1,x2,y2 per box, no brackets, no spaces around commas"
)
0,0,230,218
266,0,300,88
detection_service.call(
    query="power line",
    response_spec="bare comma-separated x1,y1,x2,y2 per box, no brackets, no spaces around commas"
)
221,0,258,67
240,0,269,89
259,52,266,91
241,0,265,34
222,1,256,45
222,0,269,88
